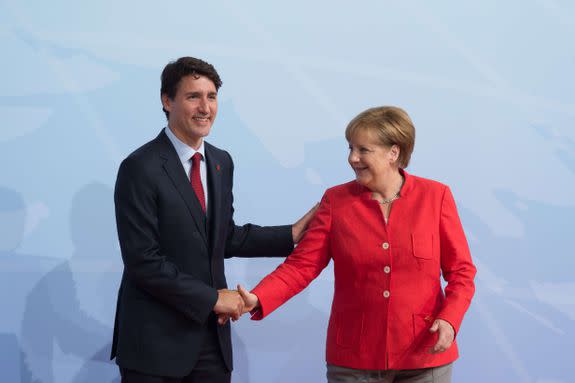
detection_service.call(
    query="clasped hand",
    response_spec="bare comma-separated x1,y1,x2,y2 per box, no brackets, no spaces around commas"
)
213,285,259,325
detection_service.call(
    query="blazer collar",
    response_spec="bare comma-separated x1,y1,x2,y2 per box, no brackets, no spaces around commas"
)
354,168,414,200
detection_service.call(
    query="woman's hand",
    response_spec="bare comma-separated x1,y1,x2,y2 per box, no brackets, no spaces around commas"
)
237,284,260,313
429,319,455,353
217,285,260,325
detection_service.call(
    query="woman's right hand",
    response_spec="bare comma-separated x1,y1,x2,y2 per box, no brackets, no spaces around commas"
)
238,284,260,313
217,285,260,325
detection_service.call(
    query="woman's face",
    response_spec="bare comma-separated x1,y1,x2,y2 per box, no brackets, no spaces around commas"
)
348,129,398,190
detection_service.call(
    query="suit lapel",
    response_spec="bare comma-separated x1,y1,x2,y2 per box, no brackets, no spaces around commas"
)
205,143,222,252
156,131,208,245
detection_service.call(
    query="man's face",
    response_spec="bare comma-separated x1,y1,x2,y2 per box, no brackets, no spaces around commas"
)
162,74,218,149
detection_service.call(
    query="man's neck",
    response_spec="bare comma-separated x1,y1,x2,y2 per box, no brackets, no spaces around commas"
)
167,125,203,150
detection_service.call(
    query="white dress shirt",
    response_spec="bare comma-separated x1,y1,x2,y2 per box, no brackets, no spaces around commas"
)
164,126,209,211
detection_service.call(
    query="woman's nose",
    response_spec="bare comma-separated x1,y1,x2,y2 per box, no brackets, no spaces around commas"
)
348,151,358,163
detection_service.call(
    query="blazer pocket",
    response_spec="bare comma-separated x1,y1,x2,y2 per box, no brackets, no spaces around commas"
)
411,233,435,260
335,310,364,349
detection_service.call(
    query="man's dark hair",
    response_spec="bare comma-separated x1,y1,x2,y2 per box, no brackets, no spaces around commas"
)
160,57,223,119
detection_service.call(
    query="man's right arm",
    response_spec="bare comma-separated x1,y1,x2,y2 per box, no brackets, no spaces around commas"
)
115,157,240,323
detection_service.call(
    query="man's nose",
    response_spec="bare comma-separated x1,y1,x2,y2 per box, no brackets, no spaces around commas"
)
198,98,209,113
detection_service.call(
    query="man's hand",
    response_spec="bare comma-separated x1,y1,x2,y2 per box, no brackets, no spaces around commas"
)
429,318,455,354
292,203,320,243
217,285,260,325
213,289,244,322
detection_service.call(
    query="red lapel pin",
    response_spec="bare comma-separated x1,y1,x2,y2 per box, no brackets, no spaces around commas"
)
216,164,221,171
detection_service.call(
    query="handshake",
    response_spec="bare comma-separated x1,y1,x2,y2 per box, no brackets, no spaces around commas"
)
213,285,259,325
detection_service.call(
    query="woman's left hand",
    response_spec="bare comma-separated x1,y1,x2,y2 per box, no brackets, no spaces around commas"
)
429,319,455,353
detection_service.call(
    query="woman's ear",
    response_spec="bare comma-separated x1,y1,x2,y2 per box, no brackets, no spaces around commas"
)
389,144,400,164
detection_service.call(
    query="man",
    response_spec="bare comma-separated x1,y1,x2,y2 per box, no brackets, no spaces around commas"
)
111,57,315,383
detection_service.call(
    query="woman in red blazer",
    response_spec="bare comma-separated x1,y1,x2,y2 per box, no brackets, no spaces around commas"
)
239,106,476,382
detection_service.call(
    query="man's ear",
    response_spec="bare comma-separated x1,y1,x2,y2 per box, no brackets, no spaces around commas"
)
161,94,171,112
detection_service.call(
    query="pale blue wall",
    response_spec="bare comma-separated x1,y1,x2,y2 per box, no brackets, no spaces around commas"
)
1,1,574,382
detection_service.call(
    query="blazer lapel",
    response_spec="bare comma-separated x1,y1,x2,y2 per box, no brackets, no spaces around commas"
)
156,131,208,245
205,143,222,252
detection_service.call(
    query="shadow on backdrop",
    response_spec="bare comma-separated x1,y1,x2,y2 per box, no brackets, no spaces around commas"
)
20,182,121,383
0,186,57,383
456,189,575,382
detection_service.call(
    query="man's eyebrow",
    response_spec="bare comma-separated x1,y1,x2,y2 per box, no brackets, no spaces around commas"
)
183,91,217,96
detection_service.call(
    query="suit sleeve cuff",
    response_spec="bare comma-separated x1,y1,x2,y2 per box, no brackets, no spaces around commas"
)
189,287,219,324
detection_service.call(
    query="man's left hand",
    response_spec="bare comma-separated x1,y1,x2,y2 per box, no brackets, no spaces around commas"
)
292,203,319,243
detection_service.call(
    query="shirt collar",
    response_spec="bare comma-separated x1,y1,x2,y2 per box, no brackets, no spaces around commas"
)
164,126,206,163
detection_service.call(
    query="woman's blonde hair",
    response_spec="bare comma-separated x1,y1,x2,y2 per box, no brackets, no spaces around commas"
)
345,106,415,168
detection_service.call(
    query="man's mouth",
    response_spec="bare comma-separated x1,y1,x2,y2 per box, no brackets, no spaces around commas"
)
193,116,210,122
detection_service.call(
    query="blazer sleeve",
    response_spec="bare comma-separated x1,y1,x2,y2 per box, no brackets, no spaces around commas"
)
250,192,333,320
223,152,294,259
115,157,217,324
437,186,477,334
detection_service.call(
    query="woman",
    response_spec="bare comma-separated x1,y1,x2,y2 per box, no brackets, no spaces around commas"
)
239,106,476,382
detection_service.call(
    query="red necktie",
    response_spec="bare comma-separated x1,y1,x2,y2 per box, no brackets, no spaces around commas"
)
190,152,206,213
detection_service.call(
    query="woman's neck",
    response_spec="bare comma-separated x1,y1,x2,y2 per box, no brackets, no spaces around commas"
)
371,170,404,200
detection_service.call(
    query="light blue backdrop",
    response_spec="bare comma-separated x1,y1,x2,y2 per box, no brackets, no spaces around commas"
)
1,1,574,382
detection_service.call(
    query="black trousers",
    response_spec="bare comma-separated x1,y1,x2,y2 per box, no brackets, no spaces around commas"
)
120,322,230,383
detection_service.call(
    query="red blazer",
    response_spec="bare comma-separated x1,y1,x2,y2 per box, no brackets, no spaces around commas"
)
252,170,476,370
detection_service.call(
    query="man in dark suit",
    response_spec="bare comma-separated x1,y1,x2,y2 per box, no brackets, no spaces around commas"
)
111,57,315,383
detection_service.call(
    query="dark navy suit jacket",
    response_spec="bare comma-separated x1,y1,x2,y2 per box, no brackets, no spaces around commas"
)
110,130,293,377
